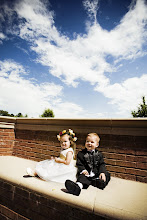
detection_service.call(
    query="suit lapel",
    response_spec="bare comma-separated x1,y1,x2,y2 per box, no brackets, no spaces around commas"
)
84,152,93,170
83,149,100,172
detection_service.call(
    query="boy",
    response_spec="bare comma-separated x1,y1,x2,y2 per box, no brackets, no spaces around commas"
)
65,133,110,196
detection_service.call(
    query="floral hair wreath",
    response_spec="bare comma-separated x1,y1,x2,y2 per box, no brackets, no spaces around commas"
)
57,129,77,142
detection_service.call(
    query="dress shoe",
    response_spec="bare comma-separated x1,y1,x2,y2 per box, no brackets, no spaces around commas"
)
92,178,105,189
65,180,81,196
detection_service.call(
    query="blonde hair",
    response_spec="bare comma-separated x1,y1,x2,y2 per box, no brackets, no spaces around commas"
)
87,133,100,143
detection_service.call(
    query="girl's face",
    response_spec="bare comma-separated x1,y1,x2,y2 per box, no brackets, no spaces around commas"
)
60,134,70,150
85,135,99,151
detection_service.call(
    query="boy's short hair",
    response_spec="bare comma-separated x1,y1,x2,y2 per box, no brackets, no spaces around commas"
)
87,133,100,143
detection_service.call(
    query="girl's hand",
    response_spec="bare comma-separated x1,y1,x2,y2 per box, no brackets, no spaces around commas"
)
55,157,61,163
55,151,73,165
99,173,106,182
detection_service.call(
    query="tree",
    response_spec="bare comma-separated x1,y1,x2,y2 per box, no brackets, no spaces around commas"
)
16,113,23,117
131,96,147,117
0,110,28,117
41,108,55,118
16,113,28,117
0,110,10,116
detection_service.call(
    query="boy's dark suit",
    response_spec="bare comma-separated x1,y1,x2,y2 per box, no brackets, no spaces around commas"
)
76,148,110,189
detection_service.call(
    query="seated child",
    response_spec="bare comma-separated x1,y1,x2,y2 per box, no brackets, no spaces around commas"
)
65,133,110,196
26,129,77,183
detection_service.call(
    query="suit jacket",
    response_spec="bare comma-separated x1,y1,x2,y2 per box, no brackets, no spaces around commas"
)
76,148,106,176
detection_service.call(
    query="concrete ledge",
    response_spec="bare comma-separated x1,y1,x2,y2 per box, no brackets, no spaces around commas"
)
1,116,146,136
0,122,15,129
0,156,147,220
15,118,147,136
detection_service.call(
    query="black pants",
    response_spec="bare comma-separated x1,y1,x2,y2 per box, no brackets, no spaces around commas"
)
77,171,111,190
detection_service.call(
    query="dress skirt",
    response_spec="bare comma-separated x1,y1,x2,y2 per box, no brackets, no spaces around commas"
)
35,159,77,183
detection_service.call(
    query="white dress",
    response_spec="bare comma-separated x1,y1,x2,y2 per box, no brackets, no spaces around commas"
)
35,148,77,183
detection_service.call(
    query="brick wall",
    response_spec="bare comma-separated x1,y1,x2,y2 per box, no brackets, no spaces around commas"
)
0,128,15,156
99,134,147,183
13,130,60,161
13,130,147,183
0,178,103,220
13,130,86,161
0,117,147,183
0,204,29,220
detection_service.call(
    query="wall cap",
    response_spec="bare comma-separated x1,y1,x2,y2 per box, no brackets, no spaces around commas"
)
0,117,147,135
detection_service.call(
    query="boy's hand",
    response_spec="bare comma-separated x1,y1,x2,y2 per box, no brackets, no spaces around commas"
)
99,173,106,182
82,170,89,176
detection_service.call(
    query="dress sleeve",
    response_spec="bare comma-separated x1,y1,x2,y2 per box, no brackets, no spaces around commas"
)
61,148,74,158
66,147,74,156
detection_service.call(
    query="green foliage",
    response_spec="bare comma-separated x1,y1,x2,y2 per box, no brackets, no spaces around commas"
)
0,110,11,116
41,108,55,118
16,113,23,117
131,96,147,118
0,110,28,117
16,113,28,117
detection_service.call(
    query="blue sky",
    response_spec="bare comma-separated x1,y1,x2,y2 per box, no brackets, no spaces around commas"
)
0,0,147,118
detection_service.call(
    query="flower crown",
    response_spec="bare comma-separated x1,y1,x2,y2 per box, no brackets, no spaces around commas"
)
57,129,77,142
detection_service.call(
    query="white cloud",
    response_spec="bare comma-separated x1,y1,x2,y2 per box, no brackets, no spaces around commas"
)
0,60,63,117
8,0,146,88
0,0,147,118
83,0,99,23
53,102,83,118
0,59,26,75
53,101,106,118
0,33,5,44
14,0,67,45
0,60,94,118
95,74,147,117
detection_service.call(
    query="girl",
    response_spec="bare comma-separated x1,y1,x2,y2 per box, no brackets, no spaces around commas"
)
26,129,77,183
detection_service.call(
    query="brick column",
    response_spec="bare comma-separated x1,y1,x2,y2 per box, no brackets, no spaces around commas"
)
0,118,15,156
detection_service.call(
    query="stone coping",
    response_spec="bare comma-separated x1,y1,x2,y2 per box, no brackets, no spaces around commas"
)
0,116,147,136
0,122,14,128
0,156,147,220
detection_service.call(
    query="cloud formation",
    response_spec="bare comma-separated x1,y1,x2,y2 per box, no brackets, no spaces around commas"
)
83,0,99,23
0,0,147,117
95,74,147,116
0,60,63,117
0,60,88,118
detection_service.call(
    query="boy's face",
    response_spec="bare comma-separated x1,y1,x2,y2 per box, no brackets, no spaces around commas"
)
85,135,99,151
